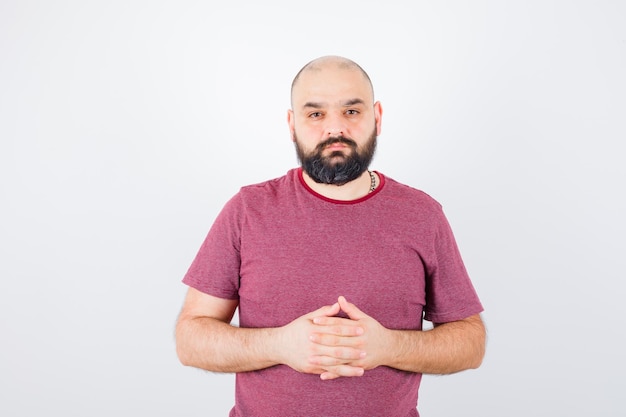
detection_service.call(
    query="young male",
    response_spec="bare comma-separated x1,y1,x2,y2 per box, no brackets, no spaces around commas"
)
176,55,485,417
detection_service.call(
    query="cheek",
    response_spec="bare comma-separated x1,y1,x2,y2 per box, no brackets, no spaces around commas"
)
294,125,322,143
299,122,321,134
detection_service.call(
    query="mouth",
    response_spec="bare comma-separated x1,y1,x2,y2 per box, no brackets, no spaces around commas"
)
319,137,357,152
325,143,348,151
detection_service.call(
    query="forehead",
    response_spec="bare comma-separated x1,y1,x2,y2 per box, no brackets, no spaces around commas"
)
291,65,373,108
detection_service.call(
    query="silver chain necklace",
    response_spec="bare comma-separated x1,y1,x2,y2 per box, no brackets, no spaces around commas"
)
368,170,377,193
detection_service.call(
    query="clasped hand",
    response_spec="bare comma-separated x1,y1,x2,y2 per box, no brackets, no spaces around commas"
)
279,296,388,380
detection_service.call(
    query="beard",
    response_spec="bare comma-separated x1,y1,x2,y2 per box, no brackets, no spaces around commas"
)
294,129,377,186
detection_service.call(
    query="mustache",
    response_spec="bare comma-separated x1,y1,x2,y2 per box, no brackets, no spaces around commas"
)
316,136,357,151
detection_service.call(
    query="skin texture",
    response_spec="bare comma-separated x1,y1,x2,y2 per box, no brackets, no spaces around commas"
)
175,56,486,380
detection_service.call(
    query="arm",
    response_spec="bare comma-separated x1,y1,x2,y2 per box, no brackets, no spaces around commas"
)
175,287,276,372
309,296,486,378
175,288,366,375
385,314,486,374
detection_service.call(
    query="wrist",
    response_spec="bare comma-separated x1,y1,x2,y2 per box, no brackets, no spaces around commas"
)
380,328,409,369
266,326,286,366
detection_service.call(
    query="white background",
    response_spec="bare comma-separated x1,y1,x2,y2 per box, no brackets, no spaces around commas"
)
1,1,624,416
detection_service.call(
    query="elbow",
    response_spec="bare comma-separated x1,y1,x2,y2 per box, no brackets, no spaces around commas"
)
176,343,193,367
468,326,487,370
458,317,486,371
175,322,194,367
467,348,485,370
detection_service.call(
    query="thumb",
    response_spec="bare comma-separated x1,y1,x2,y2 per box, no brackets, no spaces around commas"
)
338,296,366,320
304,301,340,319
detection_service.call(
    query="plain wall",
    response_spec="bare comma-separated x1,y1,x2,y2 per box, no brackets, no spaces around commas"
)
1,1,624,415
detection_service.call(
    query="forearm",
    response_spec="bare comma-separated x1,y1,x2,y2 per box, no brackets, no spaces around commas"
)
384,314,486,374
176,317,280,373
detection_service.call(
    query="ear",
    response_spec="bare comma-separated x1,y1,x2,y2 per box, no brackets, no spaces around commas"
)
374,101,383,136
287,109,296,142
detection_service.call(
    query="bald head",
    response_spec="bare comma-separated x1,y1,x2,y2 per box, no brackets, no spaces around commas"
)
290,56,374,106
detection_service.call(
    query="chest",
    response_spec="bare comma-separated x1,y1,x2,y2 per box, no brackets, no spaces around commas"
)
238,204,430,329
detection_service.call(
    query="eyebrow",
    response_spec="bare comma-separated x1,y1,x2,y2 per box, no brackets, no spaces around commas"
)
342,98,366,107
302,101,323,109
302,98,366,109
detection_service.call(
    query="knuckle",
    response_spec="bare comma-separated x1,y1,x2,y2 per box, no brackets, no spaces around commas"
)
324,334,339,345
335,347,356,359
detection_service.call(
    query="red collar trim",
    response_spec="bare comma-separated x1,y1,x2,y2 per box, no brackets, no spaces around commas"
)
297,168,385,204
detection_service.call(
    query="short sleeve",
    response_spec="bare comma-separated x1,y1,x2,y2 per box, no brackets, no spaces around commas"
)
422,208,483,323
182,193,243,300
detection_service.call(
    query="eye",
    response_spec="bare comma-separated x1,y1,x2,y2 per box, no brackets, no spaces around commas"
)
308,111,323,119
345,109,360,116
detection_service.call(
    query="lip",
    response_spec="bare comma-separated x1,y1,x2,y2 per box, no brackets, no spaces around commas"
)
326,143,348,150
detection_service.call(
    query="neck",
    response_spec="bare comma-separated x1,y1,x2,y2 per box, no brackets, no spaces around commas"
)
301,169,376,201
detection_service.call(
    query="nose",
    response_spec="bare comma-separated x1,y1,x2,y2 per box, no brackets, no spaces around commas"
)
325,113,346,137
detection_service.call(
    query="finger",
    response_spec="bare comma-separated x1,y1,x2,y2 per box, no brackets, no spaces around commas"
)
320,364,364,380
310,332,365,350
303,302,340,319
308,346,365,364
320,371,341,380
311,318,364,336
338,296,367,320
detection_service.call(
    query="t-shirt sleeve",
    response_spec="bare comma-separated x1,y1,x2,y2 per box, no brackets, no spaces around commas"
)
182,193,243,300
422,207,483,323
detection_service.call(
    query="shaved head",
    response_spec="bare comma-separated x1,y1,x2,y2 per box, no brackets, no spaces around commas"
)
290,56,374,106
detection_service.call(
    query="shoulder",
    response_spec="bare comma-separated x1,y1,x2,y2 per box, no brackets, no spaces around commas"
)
211,171,297,228
227,169,300,214
238,169,296,198
379,174,443,213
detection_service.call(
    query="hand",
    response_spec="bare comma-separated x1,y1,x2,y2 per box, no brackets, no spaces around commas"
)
277,302,366,378
309,296,391,380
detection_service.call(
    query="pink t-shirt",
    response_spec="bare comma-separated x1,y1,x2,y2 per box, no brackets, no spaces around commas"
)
183,168,483,417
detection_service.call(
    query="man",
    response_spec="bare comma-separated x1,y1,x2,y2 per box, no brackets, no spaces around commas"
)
176,55,485,417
